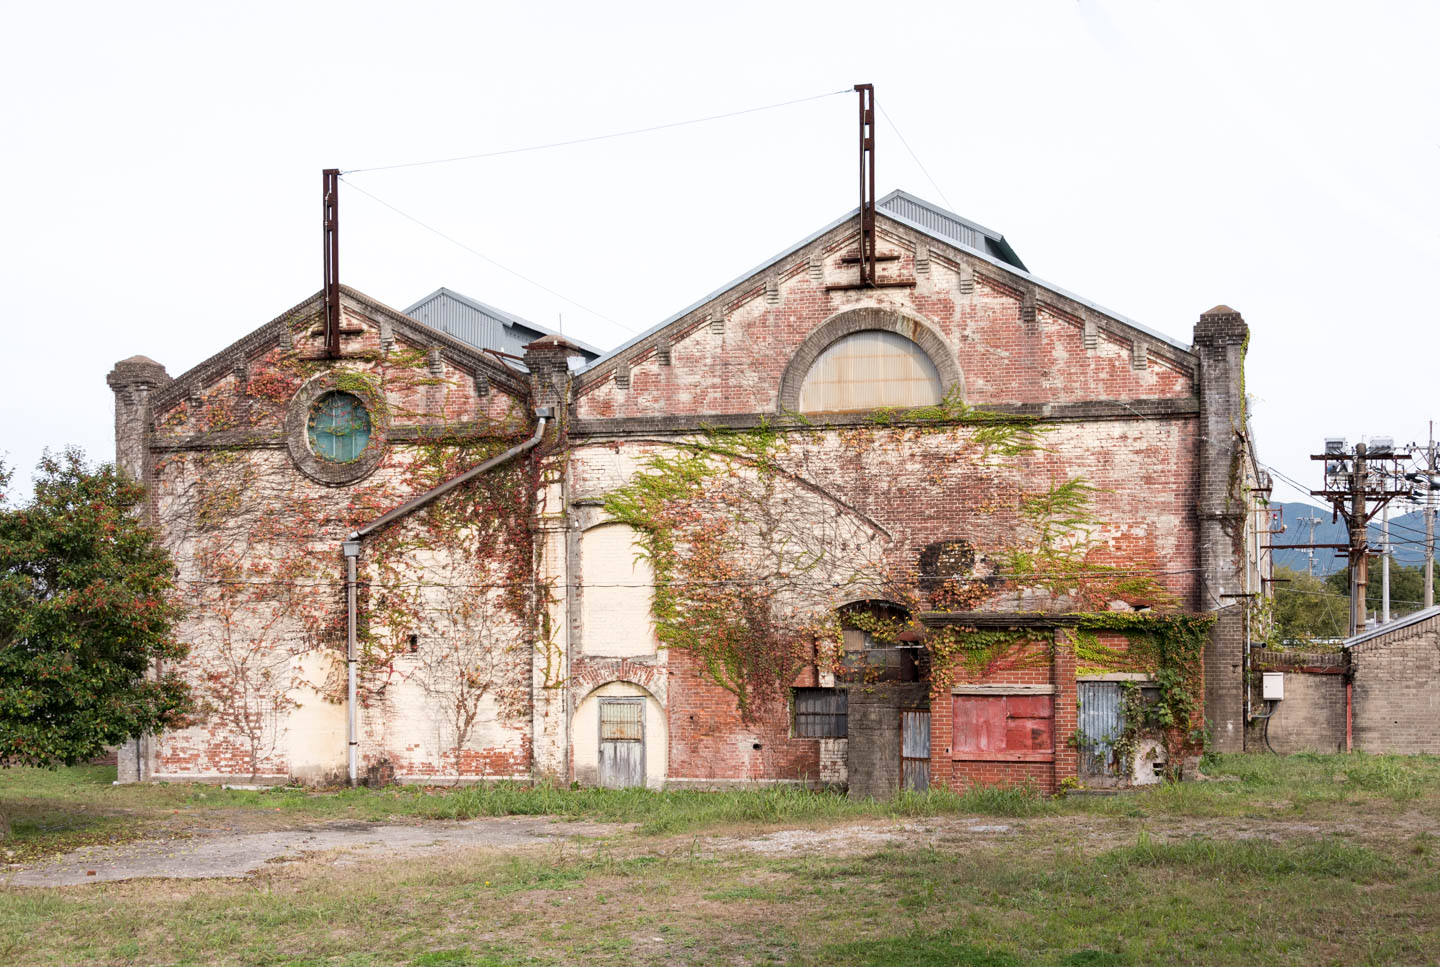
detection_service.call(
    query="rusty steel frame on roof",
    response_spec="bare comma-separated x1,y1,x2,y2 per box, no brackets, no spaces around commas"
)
322,169,341,358
855,83,876,287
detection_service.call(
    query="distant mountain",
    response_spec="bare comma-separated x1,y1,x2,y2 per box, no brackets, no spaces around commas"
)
1269,501,1435,576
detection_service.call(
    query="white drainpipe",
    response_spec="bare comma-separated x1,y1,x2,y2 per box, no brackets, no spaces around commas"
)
339,410,551,787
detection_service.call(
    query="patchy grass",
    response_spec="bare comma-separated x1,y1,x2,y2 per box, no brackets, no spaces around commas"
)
0,754,1438,963
1059,751,1440,822
0,766,1056,861
4,752,1439,862
2,825,1436,965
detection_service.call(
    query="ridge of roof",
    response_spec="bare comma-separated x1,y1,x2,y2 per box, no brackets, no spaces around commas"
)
577,190,1191,375
405,286,604,358
1344,605,1440,648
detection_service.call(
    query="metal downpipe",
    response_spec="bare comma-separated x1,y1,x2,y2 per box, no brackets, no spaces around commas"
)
339,411,551,787
343,544,359,786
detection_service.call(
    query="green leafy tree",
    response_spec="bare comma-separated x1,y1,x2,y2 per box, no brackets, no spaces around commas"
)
0,450,192,782
1272,565,1348,643
1324,560,1427,620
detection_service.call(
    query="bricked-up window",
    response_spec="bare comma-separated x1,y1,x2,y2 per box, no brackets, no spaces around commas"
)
794,688,847,738
952,694,1054,761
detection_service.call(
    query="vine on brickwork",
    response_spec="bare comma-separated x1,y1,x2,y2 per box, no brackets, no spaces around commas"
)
156,320,545,779
1071,611,1214,775
603,421,887,717
601,403,1057,713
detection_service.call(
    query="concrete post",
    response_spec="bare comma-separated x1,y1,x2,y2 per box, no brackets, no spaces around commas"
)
1192,307,1250,752
106,355,171,782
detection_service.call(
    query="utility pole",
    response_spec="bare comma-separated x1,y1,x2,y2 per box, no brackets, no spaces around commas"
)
1350,443,1368,636
1428,421,1435,609
1295,512,1324,576
323,168,341,359
1307,439,1408,637
854,83,876,288
1382,501,1391,624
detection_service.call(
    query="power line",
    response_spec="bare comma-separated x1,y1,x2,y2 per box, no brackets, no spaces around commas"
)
876,104,954,211
342,88,852,175
341,177,637,335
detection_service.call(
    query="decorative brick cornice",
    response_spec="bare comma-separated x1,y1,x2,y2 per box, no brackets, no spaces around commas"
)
567,396,1198,440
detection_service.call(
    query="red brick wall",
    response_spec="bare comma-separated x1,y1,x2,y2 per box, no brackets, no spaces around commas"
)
575,224,1192,421
664,650,821,783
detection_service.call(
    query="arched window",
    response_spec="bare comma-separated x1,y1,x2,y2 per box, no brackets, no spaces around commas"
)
797,330,943,413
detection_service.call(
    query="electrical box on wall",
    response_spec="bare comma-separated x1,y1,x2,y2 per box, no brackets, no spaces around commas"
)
1262,672,1284,701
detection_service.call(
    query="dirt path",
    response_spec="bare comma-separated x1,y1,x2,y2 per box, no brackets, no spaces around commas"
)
9,809,1436,888
4,817,616,888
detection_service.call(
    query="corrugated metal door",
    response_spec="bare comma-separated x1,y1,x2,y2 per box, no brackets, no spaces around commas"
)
598,699,645,788
901,709,930,791
1077,682,1123,778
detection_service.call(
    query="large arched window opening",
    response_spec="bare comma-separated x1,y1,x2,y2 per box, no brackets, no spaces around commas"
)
838,600,921,682
796,330,944,413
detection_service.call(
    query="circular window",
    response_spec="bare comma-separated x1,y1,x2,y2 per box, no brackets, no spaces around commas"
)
286,374,389,486
307,391,372,463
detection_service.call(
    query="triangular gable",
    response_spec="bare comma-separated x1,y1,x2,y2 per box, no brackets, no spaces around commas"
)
572,191,1196,394
150,285,530,415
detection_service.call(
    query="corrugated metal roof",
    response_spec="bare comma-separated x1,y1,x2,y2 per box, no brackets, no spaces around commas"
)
878,191,1027,270
578,190,1192,374
403,288,603,368
1344,605,1440,648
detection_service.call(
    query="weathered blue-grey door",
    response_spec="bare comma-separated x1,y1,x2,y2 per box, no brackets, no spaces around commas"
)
598,698,645,789
1077,682,1123,778
901,709,931,791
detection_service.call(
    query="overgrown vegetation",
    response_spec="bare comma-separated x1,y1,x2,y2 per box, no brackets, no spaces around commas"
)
0,451,191,798
3,755,1439,965
157,324,546,779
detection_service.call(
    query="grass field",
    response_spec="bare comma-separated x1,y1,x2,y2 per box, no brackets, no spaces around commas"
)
3,754,1439,965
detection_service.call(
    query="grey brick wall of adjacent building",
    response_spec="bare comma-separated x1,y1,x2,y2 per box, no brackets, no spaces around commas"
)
1247,651,1347,754
1351,613,1440,754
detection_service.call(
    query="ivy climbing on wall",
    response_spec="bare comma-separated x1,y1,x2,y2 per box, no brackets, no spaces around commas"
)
153,311,545,778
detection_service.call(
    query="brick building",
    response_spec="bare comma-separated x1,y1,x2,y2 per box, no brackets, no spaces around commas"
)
1254,606,1440,755
109,191,1268,792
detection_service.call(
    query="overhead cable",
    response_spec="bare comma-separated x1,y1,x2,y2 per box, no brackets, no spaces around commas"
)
341,177,638,335
342,88,852,175
877,104,955,211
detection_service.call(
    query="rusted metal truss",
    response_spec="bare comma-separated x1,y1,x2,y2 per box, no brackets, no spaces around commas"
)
323,168,341,359
855,83,876,287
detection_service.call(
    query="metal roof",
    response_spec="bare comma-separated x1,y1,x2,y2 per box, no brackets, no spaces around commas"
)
404,288,603,368
578,190,1192,375
1344,605,1440,648
878,190,1026,270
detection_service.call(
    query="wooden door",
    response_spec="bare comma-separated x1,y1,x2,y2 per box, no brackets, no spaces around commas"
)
598,698,645,789
901,709,931,791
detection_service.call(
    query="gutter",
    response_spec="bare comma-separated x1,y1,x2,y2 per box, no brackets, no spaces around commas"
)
340,407,552,787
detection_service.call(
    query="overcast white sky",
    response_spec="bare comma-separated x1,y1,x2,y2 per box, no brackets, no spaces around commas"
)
2,0,1437,509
